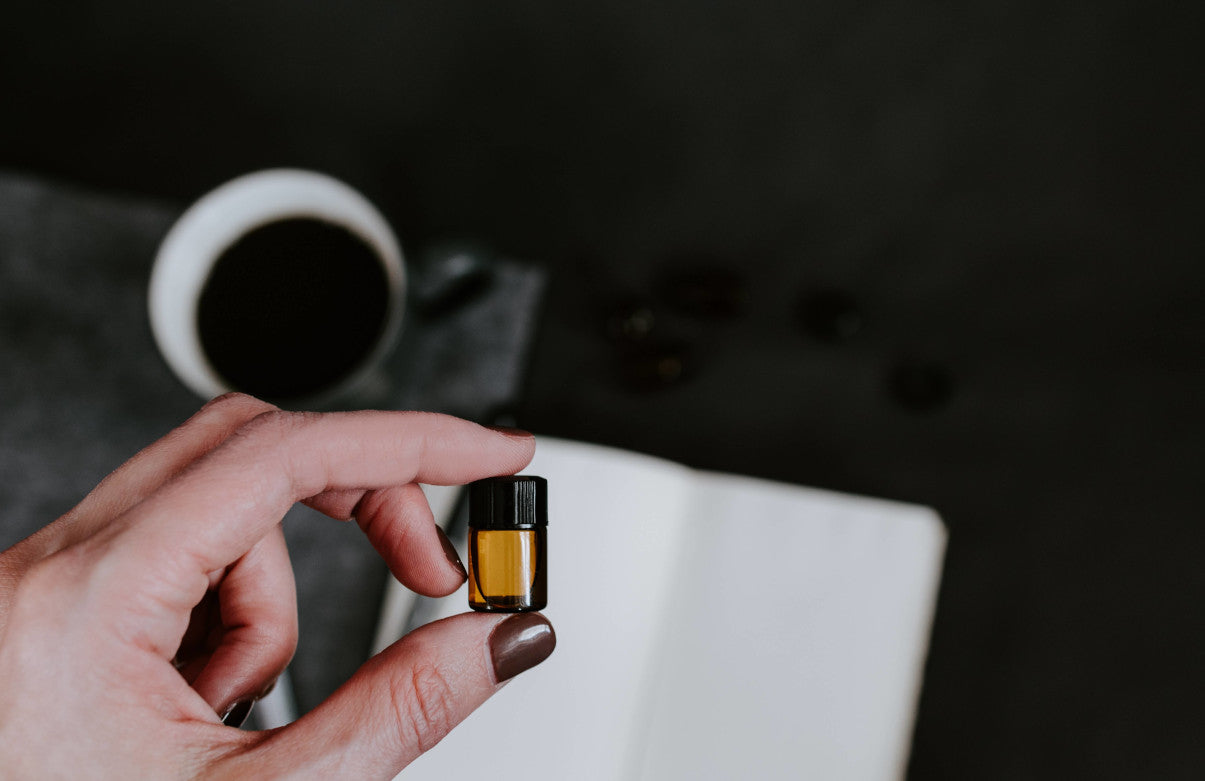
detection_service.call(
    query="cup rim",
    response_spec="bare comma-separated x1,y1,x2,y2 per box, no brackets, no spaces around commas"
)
148,168,406,404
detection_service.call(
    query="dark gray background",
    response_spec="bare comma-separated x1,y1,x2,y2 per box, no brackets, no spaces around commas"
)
2,1,1203,778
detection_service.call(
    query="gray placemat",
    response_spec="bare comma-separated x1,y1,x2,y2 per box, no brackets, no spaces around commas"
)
0,171,545,713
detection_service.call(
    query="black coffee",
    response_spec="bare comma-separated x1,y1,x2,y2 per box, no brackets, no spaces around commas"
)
196,217,390,403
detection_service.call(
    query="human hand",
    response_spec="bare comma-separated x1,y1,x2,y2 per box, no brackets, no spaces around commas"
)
0,394,555,778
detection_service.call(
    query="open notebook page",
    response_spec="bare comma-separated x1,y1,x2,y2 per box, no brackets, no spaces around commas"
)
633,471,945,780
394,438,945,780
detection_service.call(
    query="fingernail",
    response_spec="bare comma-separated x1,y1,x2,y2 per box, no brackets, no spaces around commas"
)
489,613,556,683
485,425,533,439
221,699,254,729
436,526,467,579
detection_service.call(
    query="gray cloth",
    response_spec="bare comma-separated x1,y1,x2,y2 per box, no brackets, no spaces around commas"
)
0,172,545,712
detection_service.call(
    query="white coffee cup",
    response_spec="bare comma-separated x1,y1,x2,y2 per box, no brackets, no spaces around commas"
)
148,169,405,405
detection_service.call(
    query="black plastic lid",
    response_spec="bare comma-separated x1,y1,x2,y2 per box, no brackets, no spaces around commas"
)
469,475,547,530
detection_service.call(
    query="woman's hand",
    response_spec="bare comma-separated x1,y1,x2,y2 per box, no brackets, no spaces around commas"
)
0,393,555,778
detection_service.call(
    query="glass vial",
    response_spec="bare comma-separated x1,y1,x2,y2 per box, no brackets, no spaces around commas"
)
468,475,547,612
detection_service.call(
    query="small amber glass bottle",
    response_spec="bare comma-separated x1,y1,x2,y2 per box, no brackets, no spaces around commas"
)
468,475,547,612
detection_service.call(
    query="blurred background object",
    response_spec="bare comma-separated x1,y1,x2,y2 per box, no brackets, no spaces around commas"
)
1,1,1203,778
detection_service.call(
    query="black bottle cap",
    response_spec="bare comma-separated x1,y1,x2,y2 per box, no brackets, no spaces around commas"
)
469,475,548,530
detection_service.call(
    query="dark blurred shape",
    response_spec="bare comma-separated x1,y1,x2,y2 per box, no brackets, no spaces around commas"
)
886,359,955,413
604,299,657,343
411,243,495,320
615,340,695,392
654,263,748,319
797,288,864,344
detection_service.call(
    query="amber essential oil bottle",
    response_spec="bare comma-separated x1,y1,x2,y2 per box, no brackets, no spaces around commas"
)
468,476,547,612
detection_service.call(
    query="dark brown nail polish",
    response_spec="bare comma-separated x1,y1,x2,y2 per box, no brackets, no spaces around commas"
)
222,699,254,729
485,424,533,439
436,526,467,579
488,613,556,683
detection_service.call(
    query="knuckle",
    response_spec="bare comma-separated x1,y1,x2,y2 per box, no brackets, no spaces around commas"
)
235,409,317,447
270,619,301,666
388,661,457,754
12,558,54,604
241,409,298,436
12,548,83,609
200,391,273,419
233,409,325,496
247,630,298,678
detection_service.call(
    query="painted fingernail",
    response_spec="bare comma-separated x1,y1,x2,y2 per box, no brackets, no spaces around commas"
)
436,526,467,579
221,699,254,729
489,613,556,683
485,425,533,439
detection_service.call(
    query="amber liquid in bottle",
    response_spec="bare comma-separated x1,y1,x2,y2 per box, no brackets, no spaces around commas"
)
468,527,547,612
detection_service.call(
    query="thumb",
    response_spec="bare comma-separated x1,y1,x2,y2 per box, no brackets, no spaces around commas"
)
227,612,555,778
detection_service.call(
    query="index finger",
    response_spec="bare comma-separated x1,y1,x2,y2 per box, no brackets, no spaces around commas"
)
102,410,534,655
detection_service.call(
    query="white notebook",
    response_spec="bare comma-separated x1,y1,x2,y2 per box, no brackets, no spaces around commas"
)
390,438,946,780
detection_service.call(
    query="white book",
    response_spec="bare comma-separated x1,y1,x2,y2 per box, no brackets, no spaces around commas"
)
390,437,946,781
